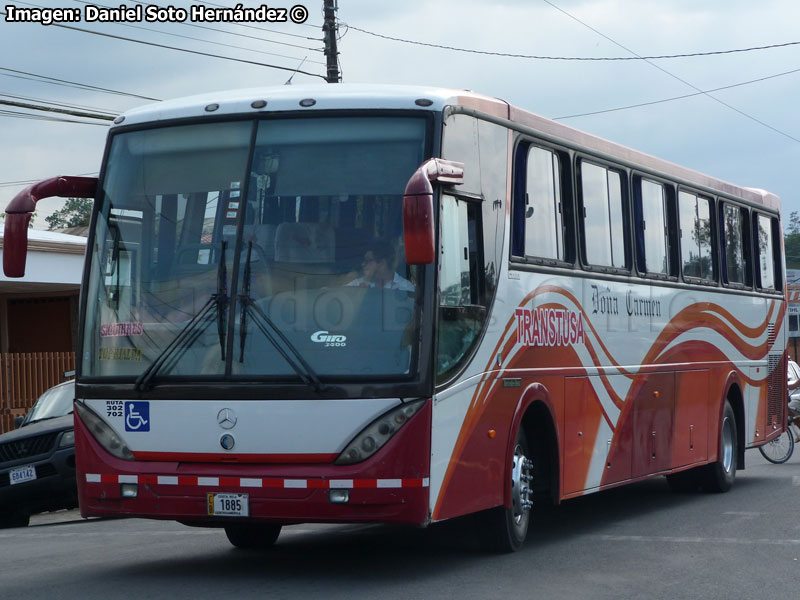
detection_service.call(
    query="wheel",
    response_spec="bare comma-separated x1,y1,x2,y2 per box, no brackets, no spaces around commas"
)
758,429,794,464
224,523,281,549
699,400,738,492
476,429,533,552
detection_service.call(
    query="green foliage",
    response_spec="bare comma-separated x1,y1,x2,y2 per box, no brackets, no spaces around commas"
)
1,210,36,228
785,211,800,269
45,197,93,230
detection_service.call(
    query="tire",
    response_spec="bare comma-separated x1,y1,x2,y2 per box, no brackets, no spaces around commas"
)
699,400,737,492
758,429,794,464
476,429,533,553
224,523,282,549
0,511,30,529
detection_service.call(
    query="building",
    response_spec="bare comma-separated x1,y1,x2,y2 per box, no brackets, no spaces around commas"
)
0,229,86,432
787,269,800,362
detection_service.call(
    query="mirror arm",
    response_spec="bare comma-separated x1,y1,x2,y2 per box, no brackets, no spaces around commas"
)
402,159,464,265
3,176,98,278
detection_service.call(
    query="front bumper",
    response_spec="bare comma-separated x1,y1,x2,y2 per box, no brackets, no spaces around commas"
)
0,447,78,515
76,400,431,526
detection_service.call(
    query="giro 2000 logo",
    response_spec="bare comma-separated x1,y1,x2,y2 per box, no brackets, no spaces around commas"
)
311,331,347,347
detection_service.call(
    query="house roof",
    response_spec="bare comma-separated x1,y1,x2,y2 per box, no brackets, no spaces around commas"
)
0,228,86,255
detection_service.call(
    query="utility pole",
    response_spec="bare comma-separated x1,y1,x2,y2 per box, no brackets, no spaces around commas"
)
322,0,341,83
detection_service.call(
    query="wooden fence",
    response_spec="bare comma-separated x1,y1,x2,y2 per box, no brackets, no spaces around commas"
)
0,352,76,434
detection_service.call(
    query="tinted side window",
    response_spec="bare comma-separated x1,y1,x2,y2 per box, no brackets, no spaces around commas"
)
580,161,626,270
679,191,715,281
437,195,487,382
721,202,752,286
513,145,567,261
755,213,780,291
635,179,668,275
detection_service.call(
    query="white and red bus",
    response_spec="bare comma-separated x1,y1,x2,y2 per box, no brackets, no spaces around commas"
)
3,85,787,551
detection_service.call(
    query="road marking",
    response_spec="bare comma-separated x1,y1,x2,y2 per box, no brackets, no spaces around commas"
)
592,534,800,546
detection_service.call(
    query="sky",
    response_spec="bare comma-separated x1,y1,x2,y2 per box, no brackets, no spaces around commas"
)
1,0,799,229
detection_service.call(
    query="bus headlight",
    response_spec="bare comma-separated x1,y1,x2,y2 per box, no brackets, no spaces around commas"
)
335,399,425,465
74,401,134,460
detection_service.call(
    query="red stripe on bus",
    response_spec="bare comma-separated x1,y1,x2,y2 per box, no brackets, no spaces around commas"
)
403,478,426,488
352,479,378,489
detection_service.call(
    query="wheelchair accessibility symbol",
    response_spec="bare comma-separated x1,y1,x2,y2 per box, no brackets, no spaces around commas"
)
124,401,150,432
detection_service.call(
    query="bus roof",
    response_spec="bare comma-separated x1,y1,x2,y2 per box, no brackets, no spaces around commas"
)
113,83,779,212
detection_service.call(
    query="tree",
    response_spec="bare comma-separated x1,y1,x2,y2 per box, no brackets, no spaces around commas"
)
785,211,800,270
1,210,36,229
45,197,93,230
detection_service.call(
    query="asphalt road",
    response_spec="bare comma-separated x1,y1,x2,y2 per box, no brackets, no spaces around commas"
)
3,448,800,600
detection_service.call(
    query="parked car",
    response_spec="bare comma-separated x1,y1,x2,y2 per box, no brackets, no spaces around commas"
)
0,380,76,528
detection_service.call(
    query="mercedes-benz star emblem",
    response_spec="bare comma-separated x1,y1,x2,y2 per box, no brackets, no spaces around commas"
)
217,408,237,430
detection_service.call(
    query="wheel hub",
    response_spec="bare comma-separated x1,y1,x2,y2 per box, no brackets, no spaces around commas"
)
510,445,534,524
721,416,734,472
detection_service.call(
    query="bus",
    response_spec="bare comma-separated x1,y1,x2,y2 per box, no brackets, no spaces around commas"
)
3,85,787,552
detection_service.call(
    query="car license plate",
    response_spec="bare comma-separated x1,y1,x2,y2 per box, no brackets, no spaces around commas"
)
207,493,249,517
9,465,36,486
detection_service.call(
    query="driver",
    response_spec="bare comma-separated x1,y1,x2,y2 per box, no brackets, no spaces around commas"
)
347,242,414,292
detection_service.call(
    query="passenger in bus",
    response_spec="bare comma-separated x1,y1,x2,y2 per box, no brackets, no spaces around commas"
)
347,242,415,292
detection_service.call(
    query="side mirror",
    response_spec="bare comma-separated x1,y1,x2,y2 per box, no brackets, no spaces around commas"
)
402,158,464,265
3,175,97,278
14,416,24,429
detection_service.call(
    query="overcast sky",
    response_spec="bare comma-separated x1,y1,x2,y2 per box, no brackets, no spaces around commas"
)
1,0,799,229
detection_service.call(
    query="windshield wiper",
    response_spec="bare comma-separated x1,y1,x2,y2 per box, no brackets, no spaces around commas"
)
238,242,325,393
134,241,229,392
216,240,228,361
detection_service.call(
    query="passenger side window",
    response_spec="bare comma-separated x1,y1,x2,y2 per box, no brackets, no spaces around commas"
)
721,202,752,286
437,195,487,381
678,191,715,281
513,146,566,261
635,178,668,275
579,161,627,270
754,213,780,291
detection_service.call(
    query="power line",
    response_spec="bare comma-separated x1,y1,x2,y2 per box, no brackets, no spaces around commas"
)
0,108,109,126
0,99,115,121
345,23,800,61
0,66,160,101
541,0,800,144
554,66,800,120
0,92,119,116
69,0,325,57
0,172,99,189
34,18,327,80
127,0,323,42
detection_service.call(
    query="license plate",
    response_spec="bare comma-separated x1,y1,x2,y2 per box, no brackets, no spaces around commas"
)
207,493,249,517
9,465,36,486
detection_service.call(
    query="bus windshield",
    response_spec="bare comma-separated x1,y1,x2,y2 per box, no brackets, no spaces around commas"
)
82,116,428,384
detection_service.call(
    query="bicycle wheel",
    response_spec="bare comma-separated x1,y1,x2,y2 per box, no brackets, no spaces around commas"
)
758,430,794,464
